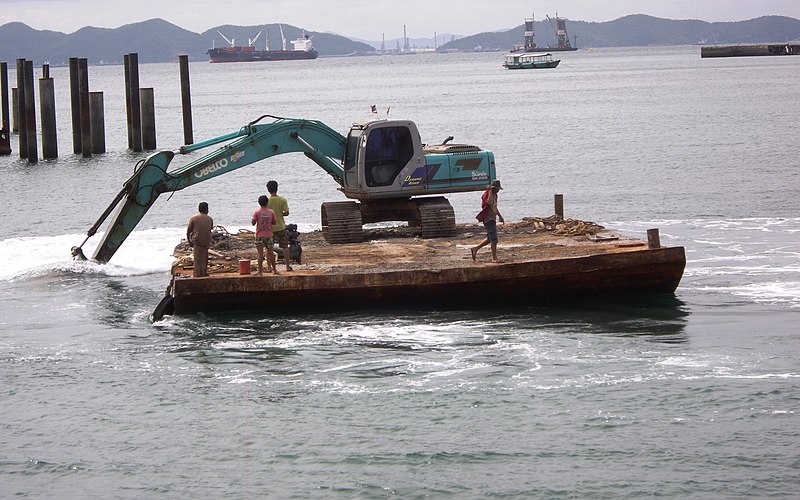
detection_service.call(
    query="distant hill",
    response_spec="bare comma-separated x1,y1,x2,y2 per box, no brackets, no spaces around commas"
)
1,15,799,66
441,14,800,51
0,19,374,66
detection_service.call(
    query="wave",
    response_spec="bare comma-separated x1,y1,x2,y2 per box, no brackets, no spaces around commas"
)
0,228,181,281
609,218,800,308
143,315,800,396
0,222,323,283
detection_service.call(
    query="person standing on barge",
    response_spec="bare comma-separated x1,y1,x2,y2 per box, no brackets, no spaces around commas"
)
267,180,293,272
186,202,214,277
252,195,279,275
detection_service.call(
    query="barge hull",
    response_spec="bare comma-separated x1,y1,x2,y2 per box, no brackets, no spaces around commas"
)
701,44,800,58
171,246,685,315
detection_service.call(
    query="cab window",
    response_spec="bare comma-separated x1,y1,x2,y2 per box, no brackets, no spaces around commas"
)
344,131,360,171
364,126,414,187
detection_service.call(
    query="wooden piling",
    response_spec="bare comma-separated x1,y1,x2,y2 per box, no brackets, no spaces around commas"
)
78,58,91,158
23,60,38,163
89,91,105,154
0,62,8,131
140,87,156,150
0,61,10,155
554,194,564,219
126,53,142,152
69,57,81,154
11,88,18,133
39,66,58,159
16,59,27,159
0,127,8,154
0,128,8,154
647,229,661,249
179,55,194,145
123,55,132,149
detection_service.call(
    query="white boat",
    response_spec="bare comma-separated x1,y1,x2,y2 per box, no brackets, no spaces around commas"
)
503,52,560,69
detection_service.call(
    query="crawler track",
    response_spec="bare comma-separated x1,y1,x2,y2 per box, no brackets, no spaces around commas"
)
417,197,457,238
321,201,364,244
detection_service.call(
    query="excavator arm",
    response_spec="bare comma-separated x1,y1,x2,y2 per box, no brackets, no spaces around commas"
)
83,115,347,263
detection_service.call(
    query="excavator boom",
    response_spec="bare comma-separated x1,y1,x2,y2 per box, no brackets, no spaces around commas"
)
80,114,496,263
88,116,347,263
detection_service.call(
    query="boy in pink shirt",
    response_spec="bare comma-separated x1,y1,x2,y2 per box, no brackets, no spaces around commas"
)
251,195,278,275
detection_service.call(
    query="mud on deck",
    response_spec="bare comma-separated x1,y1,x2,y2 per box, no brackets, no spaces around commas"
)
171,216,649,277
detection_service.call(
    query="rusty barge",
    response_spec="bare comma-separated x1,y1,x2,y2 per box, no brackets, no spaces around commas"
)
154,216,686,320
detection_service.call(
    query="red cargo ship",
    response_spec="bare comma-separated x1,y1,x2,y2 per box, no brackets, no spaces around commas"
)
207,26,318,63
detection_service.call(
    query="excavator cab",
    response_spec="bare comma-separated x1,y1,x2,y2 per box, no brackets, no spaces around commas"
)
362,125,416,187
342,120,425,199
341,119,495,202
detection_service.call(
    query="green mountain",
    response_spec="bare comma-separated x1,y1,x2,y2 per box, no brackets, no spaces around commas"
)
0,19,374,66
441,14,800,51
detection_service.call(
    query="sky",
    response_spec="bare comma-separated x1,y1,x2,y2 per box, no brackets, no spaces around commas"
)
2,0,799,41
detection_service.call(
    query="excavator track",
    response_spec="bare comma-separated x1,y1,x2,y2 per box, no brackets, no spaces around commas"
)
417,197,457,239
321,201,364,244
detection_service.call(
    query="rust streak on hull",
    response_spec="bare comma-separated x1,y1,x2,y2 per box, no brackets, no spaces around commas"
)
171,246,686,315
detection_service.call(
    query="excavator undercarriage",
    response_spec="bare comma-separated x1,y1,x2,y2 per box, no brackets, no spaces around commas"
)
321,196,457,244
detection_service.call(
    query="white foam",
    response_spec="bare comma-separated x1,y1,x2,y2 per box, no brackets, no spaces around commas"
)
0,223,321,282
687,264,800,277
0,228,181,281
729,282,800,308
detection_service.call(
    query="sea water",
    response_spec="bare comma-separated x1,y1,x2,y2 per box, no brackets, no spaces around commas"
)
1,46,799,498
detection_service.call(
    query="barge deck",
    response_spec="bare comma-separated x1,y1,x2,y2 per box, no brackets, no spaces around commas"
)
155,216,686,319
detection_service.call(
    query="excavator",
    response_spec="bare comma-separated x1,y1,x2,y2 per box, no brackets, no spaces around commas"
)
75,114,497,263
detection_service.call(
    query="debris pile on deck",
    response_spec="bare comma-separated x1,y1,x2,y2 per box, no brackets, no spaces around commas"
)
518,216,605,236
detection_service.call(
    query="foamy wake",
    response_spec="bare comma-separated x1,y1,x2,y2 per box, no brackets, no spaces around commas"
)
608,218,800,308
0,223,323,282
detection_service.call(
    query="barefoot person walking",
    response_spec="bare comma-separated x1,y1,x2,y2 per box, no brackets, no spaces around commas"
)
471,180,505,263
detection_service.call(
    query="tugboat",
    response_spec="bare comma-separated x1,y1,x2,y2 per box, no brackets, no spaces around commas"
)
207,26,318,63
512,13,578,53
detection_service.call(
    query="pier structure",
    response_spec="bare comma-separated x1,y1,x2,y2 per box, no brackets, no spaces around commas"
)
701,44,800,58
1,51,195,160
